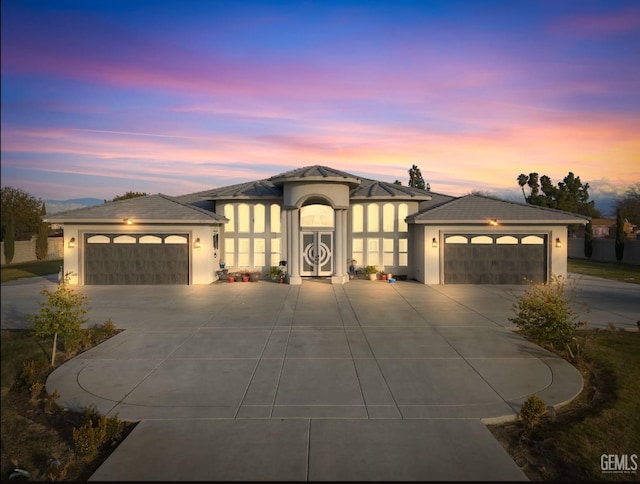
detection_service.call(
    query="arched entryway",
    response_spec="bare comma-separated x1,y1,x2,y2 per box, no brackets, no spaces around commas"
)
300,203,335,277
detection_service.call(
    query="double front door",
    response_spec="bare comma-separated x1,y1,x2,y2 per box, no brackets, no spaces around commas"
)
301,232,333,276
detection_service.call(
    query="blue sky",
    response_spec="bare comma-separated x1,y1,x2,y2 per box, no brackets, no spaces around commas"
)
2,0,638,212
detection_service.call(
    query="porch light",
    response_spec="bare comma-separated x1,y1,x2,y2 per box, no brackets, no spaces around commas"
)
194,237,201,248
432,237,438,248
68,237,76,248
556,237,562,248
123,218,133,225
488,219,499,226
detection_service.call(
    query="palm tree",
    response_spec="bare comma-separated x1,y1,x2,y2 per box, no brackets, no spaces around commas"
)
517,174,529,202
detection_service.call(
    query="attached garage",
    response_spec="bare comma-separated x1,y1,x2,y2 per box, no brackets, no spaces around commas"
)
443,234,547,284
84,233,190,285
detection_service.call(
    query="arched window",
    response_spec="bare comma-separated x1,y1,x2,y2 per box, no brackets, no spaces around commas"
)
254,204,265,233
398,203,408,232
352,205,363,233
270,204,281,233
224,204,235,232
367,204,379,232
238,204,250,232
383,203,394,232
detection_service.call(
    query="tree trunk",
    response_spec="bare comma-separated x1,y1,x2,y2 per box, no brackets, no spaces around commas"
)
51,332,58,366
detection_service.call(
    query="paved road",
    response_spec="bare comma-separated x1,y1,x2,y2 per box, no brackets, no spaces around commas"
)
2,275,638,481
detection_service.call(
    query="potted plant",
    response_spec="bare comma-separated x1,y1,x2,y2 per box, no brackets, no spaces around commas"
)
228,274,235,283
242,272,250,282
250,271,260,282
269,266,281,281
379,271,387,281
364,265,378,281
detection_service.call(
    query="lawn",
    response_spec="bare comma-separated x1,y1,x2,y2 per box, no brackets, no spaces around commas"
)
568,258,640,284
1,259,63,283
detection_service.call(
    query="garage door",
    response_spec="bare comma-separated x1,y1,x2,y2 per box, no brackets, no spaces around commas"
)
84,234,189,285
443,234,547,284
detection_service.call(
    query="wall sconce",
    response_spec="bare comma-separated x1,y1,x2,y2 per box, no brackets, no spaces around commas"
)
194,237,201,248
432,237,438,248
68,237,76,248
123,218,133,225
556,237,562,248
488,219,499,226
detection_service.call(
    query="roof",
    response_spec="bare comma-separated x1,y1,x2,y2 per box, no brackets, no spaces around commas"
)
44,194,228,224
406,195,590,225
269,165,361,188
350,177,434,200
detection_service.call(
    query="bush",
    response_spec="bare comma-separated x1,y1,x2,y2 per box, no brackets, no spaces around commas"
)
509,275,584,349
18,359,49,390
520,394,547,429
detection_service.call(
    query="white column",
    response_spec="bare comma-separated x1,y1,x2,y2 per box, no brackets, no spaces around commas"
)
332,209,348,284
288,208,302,285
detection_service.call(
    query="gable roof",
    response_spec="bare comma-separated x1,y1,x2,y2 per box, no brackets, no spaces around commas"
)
44,194,227,224
406,195,590,225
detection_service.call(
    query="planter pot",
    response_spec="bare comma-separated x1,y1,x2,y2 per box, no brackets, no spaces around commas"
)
368,274,377,281
228,277,235,283
242,276,250,282
381,274,387,281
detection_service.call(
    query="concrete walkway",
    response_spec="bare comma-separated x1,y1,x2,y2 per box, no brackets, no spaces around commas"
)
2,275,638,481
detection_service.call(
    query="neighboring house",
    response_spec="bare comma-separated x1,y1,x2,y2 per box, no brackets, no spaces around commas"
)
45,165,588,286
590,218,616,238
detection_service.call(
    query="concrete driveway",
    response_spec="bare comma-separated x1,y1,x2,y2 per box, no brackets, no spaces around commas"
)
2,275,638,481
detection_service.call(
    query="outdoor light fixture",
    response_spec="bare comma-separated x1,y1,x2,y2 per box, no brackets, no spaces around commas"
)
488,219,499,226
68,237,76,248
194,237,201,248
556,237,562,248
123,218,133,225
432,237,438,248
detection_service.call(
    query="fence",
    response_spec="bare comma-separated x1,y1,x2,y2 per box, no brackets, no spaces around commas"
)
1,236,64,265
568,238,640,265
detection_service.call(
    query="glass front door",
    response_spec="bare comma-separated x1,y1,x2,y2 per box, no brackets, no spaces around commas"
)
301,231,333,276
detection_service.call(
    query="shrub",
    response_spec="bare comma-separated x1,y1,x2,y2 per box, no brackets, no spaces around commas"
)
509,275,584,349
520,394,547,429
72,421,104,459
18,359,49,390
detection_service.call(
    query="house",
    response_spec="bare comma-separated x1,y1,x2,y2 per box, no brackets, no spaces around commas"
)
45,165,588,286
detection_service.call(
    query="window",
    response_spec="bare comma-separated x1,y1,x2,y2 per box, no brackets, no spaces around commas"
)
398,238,408,266
238,238,250,267
271,238,281,266
398,203,408,232
254,204,265,233
367,238,380,267
270,204,281,233
300,204,334,228
224,205,235,232
383,238,394,266
254,238,266,266
352,205,363,232
352,238,363,267
238,204,250,232
367,204,379,232
225,238,235,266
383,204,394,232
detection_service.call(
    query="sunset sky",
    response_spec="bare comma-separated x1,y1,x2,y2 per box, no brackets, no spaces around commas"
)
1,0,639,212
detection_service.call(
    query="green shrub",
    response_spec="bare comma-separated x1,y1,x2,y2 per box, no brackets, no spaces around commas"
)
520,394,547,429
18,359,49,390
72,421,104,459
509,274,584,349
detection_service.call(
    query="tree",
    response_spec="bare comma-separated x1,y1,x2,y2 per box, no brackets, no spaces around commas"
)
109,191,148,202
36,203,49,260
29,281,89,366
517,174,529,202
584,220,593,259
393,180,402,186
1,187,43,241
408,165,426,189
517,171,600,217
4,210,15,264
616,183,640,227
615,208,625,262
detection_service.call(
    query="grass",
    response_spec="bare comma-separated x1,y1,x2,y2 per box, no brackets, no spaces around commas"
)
568,258,640,284
489,330,640,481
1,259,63,283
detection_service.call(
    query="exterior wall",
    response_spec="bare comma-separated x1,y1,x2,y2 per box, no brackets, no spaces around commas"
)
418,225,569,284
1,236,64,265
284,182,350,209
59,224,219,285
568,238,640,265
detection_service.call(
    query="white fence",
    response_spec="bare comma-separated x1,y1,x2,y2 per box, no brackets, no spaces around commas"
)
568,238,640,265
1,236,64,265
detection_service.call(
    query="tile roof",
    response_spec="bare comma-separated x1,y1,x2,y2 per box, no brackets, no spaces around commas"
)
407,194,590,224
350,178,434,200
44,194,227,223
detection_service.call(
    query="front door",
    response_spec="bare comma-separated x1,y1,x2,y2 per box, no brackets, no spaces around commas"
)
301,232,333,276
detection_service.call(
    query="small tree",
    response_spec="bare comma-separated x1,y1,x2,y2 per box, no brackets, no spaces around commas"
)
408,164,426,189
509,275,583,350
584,220,593,259
35,203,49,260
29,278,89,366
4,210,15,264
615,208,625,262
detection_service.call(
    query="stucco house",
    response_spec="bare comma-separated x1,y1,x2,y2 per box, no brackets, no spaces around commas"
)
45,165,588,286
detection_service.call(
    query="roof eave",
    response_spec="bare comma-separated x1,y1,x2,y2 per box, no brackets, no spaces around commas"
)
407,218,589,225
